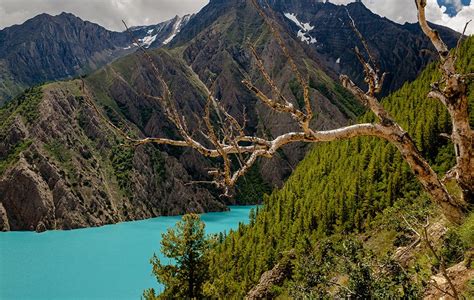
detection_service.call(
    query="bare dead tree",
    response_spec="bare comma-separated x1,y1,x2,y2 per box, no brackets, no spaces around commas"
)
415,0,474,206
86,0,472,222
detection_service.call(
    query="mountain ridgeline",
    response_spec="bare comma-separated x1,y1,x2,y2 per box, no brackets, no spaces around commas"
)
0,13,191,104
0,0,464,232
204,36,474,298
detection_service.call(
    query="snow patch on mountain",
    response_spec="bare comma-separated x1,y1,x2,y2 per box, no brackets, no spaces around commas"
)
122,14,192,50
284,13,317,45
140,34,158,48
163,15,188,45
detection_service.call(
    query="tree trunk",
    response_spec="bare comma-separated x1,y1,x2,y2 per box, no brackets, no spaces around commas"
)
388,128,466,222
449,93,474,206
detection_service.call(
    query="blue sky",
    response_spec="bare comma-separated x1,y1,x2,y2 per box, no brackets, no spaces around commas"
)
438,0,471,16
352,0,474,34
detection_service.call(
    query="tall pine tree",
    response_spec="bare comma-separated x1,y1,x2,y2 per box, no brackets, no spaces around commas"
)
144,214,210,299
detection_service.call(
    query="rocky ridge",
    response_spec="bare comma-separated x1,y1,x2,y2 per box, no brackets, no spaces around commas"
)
0,12,191,104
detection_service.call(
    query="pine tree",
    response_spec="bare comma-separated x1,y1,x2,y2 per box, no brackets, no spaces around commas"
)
144,214,210,300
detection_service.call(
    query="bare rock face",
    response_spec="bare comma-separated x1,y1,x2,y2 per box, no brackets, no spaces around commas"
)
0,202,10,231
0,158,56,231
0,83,225,231
423,257,474,299
246,251,295,299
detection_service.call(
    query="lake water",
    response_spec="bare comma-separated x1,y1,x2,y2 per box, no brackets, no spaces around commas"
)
0,206,256,300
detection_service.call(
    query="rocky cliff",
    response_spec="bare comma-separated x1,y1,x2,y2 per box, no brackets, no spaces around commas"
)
0,82,224,232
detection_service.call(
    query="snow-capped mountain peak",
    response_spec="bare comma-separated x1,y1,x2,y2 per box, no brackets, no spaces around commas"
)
123,14,193,50
163,14,192,45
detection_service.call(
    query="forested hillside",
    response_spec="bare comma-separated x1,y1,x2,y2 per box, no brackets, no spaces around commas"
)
204,36,474,298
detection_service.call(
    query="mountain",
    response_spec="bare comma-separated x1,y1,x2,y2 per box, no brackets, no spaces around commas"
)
204,36,474,298
0,1,459,106
0,13,191,104
266,0,460,95
0,0,463,232
172,1,459,95
0,0,361,231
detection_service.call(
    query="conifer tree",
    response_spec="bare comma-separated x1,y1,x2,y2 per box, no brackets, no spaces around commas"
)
144,214,210,300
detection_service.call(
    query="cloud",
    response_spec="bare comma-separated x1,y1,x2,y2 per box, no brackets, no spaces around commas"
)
0,0,472,35
426,0,474,33
328,0,473,34
0,0,209,31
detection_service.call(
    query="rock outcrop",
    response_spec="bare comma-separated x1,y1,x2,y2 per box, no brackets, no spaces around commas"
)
246,250,295,299
424,255,474,299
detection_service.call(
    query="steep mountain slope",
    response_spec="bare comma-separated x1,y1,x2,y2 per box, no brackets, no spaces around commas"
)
168,0,365,188
0,13,191,104
204,36,474,298
268,0,460,95
0,77,224,232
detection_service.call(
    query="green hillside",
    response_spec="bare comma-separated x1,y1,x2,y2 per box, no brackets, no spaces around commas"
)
203,37,474,298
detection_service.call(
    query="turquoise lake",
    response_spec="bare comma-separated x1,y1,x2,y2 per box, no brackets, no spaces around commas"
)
0,206,256,300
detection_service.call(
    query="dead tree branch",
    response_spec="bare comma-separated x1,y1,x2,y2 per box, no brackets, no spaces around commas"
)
416,0,474,205
84,1,472,221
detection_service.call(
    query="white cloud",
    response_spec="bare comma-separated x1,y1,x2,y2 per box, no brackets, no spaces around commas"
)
0,0,209,31
425,0,474,34
328,0,473,34
0,0,472,34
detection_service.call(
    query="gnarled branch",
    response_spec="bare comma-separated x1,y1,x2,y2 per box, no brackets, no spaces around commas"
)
86,1,471,221
416,0,474,205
